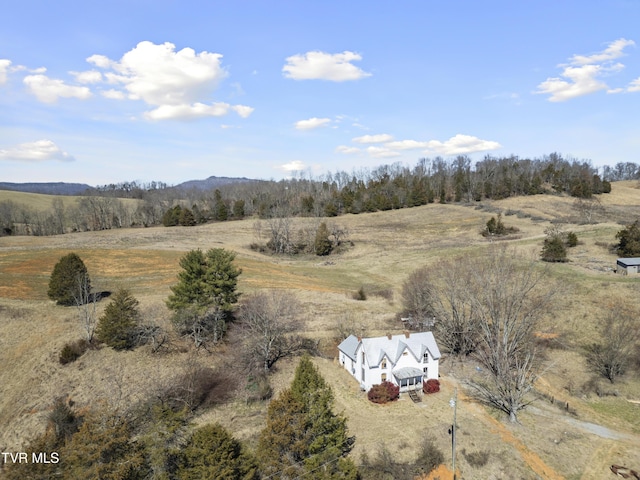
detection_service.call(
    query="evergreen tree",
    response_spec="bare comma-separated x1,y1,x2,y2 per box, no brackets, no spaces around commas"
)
233,199,245,219
615,220,640,256
166,249,241,346
47,253,91,306
541,235,567,262
96,288,141,350
179,207,196,226
314,222,333,256
59,411,149,480
166,248,241,314
162,205,182,227
177,424,259,480
258,356,357,479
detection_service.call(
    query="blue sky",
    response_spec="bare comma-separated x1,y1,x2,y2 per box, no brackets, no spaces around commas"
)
1,1,639,186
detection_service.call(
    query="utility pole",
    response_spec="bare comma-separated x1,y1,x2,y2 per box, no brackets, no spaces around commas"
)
449,387,458,479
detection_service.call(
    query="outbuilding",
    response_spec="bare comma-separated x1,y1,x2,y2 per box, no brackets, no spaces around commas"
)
616,258,640,274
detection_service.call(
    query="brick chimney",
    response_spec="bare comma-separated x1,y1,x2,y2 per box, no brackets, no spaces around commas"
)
387,333,392,340
404,331,410,339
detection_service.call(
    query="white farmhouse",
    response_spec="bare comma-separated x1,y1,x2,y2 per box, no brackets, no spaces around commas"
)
337,331,441,392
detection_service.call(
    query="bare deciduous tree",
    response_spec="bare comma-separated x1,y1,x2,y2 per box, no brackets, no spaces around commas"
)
402,246,556,422
73,274,98,343
401,261,478,355
237,290,304,372
468,247,556,422
573,196,605,224
585,305,640,383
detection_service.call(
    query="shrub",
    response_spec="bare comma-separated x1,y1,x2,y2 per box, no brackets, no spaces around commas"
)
59,339,89,364
566,231,578,247
423,378,440,394
368,381,400,404
48,397,83,444
245,373,273,403
416,437,445,473
541,235,568,262
352,286,367,301
481,213,518,237
462,448,490,468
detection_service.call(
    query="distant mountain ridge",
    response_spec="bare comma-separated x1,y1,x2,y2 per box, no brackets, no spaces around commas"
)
176,175,258,191
0,176,258,196
0,182,94,195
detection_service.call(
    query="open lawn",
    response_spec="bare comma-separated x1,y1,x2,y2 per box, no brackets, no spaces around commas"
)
1,183,639,478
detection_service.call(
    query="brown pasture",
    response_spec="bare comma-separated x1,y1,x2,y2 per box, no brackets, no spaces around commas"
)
1,183,640,478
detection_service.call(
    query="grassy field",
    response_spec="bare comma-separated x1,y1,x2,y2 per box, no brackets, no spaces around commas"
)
1,182,639,478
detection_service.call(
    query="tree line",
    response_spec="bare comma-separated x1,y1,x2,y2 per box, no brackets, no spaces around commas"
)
3,153,635,237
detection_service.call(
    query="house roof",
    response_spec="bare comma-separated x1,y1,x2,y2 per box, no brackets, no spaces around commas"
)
338,332,441,366
617,258,640,267
393,367,423,380
337,334,360,361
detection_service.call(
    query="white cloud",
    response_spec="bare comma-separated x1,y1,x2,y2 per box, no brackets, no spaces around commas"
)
535,64,608,102
366,146,401,158
71,70,103,84
276,160,306,172
570,38,635,65
232,105,254,118
88,41,253,120
86,54,115,69
144,102,254,121
101,89,126,100
0,60,29,84
352,133,394,144
423,134,501,155
384,139,429,150
23,74,92,103
283,51,371,81
295,117,331,130
0,139,75,162
535,38,636,102
335,145,360,154
0,59,11,84
627,78,640,92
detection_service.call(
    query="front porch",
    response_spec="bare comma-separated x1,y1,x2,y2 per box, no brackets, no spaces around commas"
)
393,367,423,392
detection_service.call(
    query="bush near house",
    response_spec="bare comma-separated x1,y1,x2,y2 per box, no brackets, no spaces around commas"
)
367,381,400,404
423,378,440,394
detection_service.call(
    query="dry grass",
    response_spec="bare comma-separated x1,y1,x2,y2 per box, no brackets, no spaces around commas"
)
1,183,640,478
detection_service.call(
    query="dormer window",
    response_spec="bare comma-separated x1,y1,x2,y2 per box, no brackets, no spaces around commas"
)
381,358,387,369
423,352,429,363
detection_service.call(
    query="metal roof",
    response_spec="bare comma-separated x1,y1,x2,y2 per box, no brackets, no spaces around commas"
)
337,334,360,361
393,367,423,380
338,332,441,367
617,258,640,266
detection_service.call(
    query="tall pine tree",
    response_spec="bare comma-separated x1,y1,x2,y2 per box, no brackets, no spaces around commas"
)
258,356,358,479
96,288,141,350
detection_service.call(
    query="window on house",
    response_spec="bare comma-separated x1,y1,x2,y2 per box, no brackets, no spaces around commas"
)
381,373,387,382
381,358,387,369
423,367,428,373
402,351,408,356
362,352,365,363
423,353,429,363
